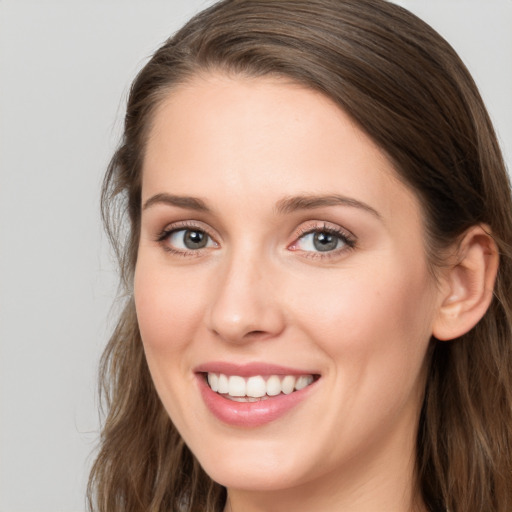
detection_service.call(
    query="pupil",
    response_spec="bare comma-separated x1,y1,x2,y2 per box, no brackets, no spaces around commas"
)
184,230,207,249
313,232,337,252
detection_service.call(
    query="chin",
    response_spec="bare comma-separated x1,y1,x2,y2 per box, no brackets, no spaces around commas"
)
190,437,316,492
204,463,304,492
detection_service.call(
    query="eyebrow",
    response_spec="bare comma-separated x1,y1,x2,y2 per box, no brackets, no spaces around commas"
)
142,193,210,212
275,194,381,218
142,192,380,218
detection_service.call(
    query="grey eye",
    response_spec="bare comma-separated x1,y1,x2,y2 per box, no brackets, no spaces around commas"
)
296,231,345,252
183,230,208,249
168,229,214,250
312,232,339,251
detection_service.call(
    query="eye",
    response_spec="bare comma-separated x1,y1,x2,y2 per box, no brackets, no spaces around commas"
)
290,224,356,255
297,231,343,252
160,227,217,252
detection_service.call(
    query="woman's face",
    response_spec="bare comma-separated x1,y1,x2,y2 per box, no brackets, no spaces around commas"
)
135,75,443,499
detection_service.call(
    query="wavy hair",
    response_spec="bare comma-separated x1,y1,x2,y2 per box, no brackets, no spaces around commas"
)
88,1,512,511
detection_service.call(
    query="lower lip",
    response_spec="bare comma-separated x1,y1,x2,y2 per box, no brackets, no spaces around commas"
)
196,374,317,427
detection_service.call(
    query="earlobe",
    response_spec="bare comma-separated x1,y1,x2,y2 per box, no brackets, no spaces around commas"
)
432,225,499,341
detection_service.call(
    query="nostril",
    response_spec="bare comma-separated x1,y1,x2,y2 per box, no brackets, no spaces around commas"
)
211,328,271,341
243,330,276,341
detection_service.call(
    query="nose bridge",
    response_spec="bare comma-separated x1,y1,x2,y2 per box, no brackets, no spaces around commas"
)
207,246,284,343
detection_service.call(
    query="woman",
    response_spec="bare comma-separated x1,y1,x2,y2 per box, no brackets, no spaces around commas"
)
88,1,512,511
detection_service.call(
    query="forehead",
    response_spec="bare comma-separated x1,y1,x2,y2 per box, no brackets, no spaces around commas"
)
142,73,421,228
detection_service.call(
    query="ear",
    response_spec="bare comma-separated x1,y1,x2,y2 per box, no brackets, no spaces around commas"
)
432,225,499,341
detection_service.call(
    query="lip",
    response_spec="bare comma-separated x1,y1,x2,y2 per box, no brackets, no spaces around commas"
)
194,362,320,427
194,361,317,377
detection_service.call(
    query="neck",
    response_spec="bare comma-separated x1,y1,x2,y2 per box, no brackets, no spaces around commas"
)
225,472,426,512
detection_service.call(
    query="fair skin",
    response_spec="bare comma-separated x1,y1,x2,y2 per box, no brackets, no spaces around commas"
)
134,74,497,512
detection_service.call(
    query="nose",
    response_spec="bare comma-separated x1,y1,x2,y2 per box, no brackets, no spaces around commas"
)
206,253,286,344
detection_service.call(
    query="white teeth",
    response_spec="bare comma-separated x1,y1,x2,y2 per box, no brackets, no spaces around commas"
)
295,375,313,390
266,375,282,396
207,373,219,392
229,375,246,396
229,396,266,403
218,374,229,394
206,372,315,398
281,375,296,395
246,376,267,398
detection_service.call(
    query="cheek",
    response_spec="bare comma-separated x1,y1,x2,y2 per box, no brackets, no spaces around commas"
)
134,258,206,356
290,259,436,456
133,257,208,433
292,256,436,380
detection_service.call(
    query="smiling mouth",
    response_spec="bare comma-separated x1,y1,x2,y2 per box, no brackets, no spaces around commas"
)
204,372,319,402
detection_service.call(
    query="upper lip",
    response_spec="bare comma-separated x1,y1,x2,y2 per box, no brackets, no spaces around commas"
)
194,361,319,377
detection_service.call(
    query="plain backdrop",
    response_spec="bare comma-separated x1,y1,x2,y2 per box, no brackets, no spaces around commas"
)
0,1,511,511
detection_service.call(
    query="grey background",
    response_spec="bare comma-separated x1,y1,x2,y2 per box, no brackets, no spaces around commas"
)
1,1,510,511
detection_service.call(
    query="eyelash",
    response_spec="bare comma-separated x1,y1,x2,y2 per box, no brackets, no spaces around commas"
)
155,221,356,259
290,223,356,259
155,221,217,257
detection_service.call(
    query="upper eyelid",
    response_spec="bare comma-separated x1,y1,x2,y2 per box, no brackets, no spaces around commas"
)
154,222,220,251
296,225,351,237
288,221,357,256
293,221,356,240
159,220,217,237
156,224,218,255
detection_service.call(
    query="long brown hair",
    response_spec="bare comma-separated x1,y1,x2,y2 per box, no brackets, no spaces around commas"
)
88,1,512,511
